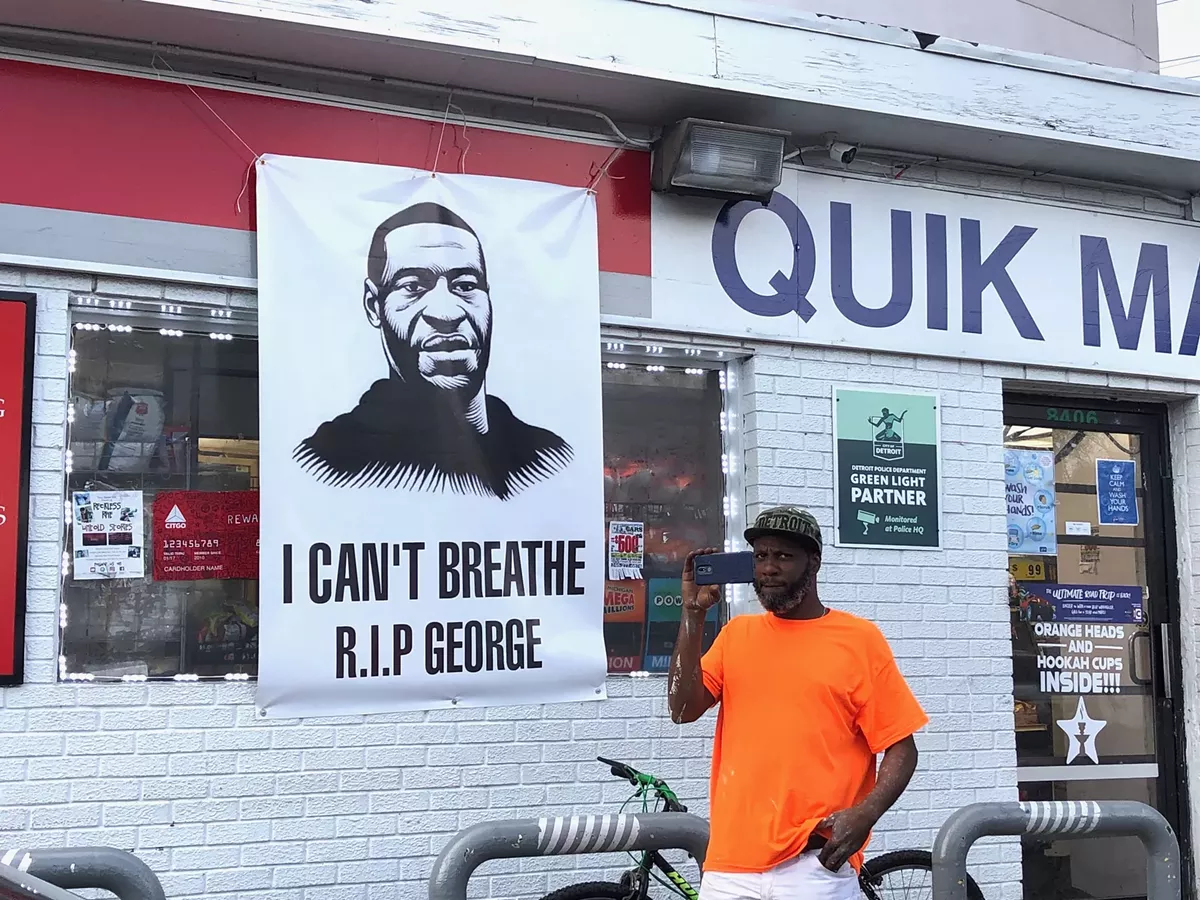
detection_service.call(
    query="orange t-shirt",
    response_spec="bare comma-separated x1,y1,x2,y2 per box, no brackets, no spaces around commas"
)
699,609,928,874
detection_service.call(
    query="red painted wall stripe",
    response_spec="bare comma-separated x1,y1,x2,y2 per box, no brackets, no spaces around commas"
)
0,59,651,277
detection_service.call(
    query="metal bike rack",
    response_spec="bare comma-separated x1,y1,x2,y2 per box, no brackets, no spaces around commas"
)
932,800,1181,900
0,847,166,900
0,859,89,900
428,812,710,900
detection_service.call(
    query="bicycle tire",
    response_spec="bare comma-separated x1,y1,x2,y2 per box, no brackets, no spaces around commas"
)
539,882,631,900
862,850,985,900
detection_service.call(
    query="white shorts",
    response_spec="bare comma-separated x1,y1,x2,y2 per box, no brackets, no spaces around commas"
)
699,851,863,900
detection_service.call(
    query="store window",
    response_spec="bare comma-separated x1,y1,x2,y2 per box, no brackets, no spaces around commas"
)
601,361,727,674
61,320,732,680
64,327,259,678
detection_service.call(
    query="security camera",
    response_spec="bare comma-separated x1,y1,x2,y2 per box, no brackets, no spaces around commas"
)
829,141,858,165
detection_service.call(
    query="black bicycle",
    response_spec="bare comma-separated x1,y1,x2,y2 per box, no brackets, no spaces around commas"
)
536,757,985,900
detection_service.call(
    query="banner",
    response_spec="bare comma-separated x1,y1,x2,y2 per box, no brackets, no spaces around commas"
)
71,490,145,580
832,387,940,549
153,491,260,581
1005,449,1057,555
0,292,34,684
256,155,607,716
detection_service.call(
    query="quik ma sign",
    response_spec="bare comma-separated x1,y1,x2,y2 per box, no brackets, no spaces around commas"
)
649,170,1200,379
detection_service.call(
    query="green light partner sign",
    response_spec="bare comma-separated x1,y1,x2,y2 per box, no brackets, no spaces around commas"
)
833,386,941,549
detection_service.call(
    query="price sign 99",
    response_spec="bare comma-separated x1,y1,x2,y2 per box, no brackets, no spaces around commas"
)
1009,558,1047,581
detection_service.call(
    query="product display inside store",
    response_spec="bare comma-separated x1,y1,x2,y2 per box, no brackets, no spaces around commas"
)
61,322,730,680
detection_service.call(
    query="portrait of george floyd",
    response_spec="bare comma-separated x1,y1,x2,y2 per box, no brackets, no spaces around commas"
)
293,202,575,501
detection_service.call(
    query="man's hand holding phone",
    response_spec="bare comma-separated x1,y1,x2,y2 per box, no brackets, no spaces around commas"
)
682,547,722,615
669,548,723,724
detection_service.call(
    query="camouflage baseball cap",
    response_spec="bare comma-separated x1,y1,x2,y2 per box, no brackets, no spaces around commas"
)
744,506,823,553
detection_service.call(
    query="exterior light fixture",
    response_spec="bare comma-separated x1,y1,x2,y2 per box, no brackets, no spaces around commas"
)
651,118,789,201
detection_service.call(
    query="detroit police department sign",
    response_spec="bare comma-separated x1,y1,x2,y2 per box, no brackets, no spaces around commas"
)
832,387,941,550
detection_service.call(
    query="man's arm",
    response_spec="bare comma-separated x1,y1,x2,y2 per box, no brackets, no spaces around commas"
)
816,735,919,871
667,547,721,724
667,609,715,724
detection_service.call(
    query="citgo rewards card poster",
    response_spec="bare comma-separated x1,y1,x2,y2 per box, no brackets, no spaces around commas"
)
832,387,941,549
256,155,607,716
153,491,259,581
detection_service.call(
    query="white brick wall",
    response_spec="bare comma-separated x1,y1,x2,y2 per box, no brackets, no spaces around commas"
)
5,261,1200,900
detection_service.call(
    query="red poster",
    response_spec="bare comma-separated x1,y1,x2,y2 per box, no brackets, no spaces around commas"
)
0,293,34,685
153,490,260,581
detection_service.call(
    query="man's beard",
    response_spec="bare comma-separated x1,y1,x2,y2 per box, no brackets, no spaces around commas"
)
755,563,815,615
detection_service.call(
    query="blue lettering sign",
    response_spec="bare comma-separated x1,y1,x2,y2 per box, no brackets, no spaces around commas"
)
711,193,816,320
1177,263,1200,356
707,190,1200,364
1081,237,1171,353
926,213,949,331
960,220,1042,340
711,191,1044,337
830,204,913,328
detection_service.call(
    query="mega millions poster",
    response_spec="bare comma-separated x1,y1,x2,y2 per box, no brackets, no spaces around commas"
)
255,155,608,717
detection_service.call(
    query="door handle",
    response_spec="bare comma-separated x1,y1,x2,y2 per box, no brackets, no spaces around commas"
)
1161,623,1173,701
1129,630,1152,686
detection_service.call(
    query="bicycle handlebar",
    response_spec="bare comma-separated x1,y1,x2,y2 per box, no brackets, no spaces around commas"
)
597,756,640,784
596,756,688,813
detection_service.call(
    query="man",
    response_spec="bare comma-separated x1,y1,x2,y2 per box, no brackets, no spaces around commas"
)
668,506,927,900
294,202,573,501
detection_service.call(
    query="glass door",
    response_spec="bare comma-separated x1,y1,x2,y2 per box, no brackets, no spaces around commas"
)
1004,396,1187,900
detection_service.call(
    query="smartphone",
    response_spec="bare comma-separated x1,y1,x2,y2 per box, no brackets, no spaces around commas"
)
694,551,755,585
